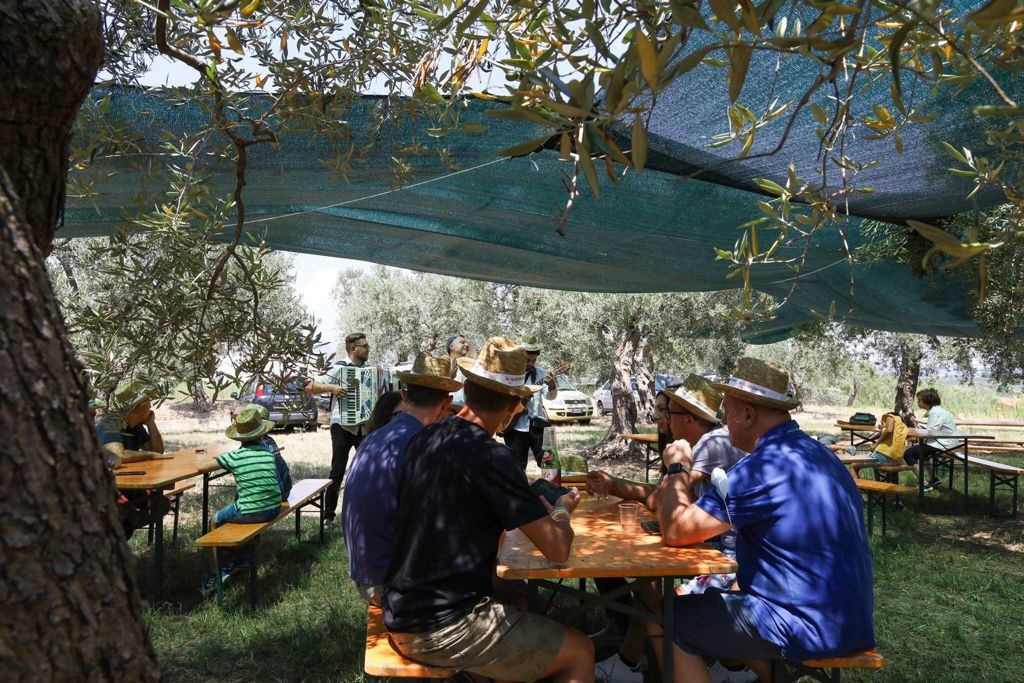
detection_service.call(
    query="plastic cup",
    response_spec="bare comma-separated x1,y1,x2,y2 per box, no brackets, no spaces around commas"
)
618,502,640,533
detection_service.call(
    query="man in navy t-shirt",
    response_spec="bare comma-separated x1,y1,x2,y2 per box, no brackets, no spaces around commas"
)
342,352,461,605
656,358,875,682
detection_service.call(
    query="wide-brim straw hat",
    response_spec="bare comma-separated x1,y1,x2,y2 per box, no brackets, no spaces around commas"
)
457,337,542,398
226,404,275,441
666,374,724,424
113,380,158,410
521,335,543,352
712,357,800,411
397,352,463,391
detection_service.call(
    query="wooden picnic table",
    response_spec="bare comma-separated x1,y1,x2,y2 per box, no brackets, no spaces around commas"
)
621,432,661,482
904,428,995,512
954,420,1024,429
496,495,735,683
838,455,877,466
115,444,231,602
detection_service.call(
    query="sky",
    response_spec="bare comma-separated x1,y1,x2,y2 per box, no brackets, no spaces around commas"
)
291,253,375,354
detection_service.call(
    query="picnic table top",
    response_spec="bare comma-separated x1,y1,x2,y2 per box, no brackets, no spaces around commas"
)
955,420,1024,429
495,495,736,581
835,422,993,440
838,455,877,466
114,444,230,490
620,432,659,444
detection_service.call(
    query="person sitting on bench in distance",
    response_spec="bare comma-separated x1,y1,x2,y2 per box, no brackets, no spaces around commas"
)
197,405,285,594
342,353,459,607
382,337,594,682
653,358,875,683
904,387,958,492
96,381,171,537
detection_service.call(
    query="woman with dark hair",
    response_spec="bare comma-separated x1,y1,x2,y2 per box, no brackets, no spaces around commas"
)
365,390,404,434
904,387,958,491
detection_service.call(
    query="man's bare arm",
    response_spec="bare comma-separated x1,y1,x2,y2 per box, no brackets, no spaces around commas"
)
658,440,730,547
144,411,164,454
519,490,580,564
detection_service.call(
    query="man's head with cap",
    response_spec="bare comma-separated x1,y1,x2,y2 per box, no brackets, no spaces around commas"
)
457,337,542,433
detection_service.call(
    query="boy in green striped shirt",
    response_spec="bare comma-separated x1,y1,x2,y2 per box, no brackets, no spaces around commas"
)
199,405,283,593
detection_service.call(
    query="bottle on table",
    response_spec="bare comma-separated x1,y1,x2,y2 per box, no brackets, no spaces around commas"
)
539,428,561,485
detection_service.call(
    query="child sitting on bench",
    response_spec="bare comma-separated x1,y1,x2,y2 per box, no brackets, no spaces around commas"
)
198,405,284,594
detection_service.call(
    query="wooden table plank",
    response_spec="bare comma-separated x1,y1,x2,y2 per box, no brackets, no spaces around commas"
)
495,496,735,580
114,444,231,490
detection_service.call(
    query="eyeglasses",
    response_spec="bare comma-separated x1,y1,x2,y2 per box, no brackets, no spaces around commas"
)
352,343,370,349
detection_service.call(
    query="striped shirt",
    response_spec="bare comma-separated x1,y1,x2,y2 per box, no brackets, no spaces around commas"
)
217,444,282,515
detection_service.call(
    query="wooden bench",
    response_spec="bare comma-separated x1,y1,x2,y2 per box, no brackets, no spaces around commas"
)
854,479,916,535
941,454,1024,518
788,648,885,682
196,478,330,606
364,605,455,679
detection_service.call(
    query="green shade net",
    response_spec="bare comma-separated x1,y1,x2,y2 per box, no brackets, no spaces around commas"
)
63,52,1015,341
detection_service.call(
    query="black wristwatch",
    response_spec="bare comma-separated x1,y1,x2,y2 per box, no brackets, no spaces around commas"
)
665,462,691,476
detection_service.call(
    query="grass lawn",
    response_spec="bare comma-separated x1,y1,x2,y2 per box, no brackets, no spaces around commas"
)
141,419,1024,682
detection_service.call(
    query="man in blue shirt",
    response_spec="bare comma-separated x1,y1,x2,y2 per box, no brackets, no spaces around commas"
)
342,352,461,605
656,358,875,683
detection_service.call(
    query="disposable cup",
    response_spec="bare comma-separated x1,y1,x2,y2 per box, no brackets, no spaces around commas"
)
618,502,640,533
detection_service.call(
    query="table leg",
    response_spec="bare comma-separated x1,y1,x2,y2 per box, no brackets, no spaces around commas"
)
662,576,674,683
918,453,925,511
963,442,970,513
150,489,164,604
202,472,210,535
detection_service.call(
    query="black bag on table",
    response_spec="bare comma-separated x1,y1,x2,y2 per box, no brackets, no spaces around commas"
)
848,412,877,425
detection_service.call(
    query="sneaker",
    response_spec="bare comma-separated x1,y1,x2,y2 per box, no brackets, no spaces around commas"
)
324,516,337,530
845,445,858,456
922,479,941,492
707,660,758,683
595,653,643,683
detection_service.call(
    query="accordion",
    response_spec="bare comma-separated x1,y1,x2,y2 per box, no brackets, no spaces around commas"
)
333,365,393,426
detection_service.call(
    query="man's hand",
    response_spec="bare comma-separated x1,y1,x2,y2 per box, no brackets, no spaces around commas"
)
542,373,557,389
662,439,694,469
586,470,613,496
539,487,581,513
145,410,157,425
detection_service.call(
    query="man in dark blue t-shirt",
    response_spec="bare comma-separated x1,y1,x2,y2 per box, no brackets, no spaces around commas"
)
655,358,875,682
342,352,461,605
382,337,593,681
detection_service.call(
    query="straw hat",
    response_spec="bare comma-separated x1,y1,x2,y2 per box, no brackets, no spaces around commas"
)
521,335,543,352
226,404,275,441
113,381,157,410
457,337,542,398
712,357,800,411
665,374,724,424
397,352,464,391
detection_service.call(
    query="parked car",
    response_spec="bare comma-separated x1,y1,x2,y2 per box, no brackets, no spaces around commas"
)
231,376,318,431
543,375,595,425
592,377,640,416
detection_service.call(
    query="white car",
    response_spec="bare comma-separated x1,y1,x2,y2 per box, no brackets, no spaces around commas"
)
543,376,594,424
592,378,640,415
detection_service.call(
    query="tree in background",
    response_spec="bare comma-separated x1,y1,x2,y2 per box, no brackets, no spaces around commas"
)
48,235,312,412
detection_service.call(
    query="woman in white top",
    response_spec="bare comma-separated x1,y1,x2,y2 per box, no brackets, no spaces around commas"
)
903,387,957,491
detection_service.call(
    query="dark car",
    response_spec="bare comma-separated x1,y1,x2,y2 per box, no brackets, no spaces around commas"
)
231,377,318,431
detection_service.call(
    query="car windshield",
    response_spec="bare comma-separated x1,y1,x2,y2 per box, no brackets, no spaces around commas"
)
555,375,576,391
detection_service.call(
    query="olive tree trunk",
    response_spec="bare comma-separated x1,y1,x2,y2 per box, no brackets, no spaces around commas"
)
0,1,160,679
894,345,922,426
590,321,643,461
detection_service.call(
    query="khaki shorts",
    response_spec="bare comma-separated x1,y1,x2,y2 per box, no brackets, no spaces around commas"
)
389,598,564,681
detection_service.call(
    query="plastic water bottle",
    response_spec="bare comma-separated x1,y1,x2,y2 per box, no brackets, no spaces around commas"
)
540,428,561,485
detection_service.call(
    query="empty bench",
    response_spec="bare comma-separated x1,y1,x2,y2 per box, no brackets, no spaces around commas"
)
855,479,916,535
196,478,330,606
776,648,885,682
365,605,455,679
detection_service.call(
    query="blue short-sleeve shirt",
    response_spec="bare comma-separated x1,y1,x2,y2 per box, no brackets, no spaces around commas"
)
695,420,875,660
343,412,424,586
96,417,150,451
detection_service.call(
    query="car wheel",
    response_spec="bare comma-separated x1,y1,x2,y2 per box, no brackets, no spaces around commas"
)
305,422,317,432
596,401,605,414
578,419,591,426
